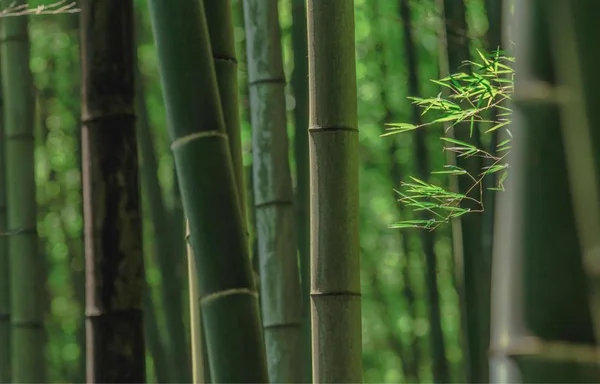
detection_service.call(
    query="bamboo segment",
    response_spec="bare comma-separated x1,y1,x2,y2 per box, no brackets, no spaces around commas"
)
147,0,268,381
307,1,362,382
1,3,43,382
80,1,146,382
243,0,305,381
290,0,312,380
203,0,248,228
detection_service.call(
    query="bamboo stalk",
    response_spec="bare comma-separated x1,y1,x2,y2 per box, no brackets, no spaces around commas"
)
243,0,304,381
307,1,362,382
147,0,268,381
1,2,43,381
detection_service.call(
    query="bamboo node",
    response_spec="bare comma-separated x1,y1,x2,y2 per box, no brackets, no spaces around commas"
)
200,288,258,305
308,125,358,133
248,76,287,87
489,336,600,364
310,290,361,297
171,131,229,150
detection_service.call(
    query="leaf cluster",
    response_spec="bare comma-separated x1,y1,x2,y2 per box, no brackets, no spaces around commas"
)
384,49,514,230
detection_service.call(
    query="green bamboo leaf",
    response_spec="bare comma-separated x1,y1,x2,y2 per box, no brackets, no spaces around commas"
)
497,139,512,148
431,169,467,175
440,137,477,148
481,164,509,176
439,205,469,212
390,219,436,229
477,49,491,67
485,120,511,133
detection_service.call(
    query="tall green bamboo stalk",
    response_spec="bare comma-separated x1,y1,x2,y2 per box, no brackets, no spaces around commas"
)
290,0,312,379
1,5,43,382
203,0,247,227
147,0,268,381
202,0,252,380
440,1,490,381
80,1,146,381
186,221,205,384
0,59,8,384
490,0,600,381
243,0,304,381
399,1,449,381
307,1,362,382
136,54,190,383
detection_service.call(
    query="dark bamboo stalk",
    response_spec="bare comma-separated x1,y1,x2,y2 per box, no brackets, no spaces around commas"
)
80,1,146,381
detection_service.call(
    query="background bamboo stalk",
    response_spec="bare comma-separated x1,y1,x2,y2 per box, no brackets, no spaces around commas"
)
80,1,146,381
307,1,362,382
243,0,304,381
1,2,43,381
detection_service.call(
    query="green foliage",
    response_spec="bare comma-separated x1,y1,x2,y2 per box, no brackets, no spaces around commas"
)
384,49,514,229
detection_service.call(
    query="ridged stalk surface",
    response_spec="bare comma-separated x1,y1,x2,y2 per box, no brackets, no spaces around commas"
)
307,1,362,382
243,0,304,381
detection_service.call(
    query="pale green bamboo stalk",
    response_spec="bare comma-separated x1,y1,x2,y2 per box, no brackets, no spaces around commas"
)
242,0,304,381
1,4,43,381
186,221,205,384
307,1,362,382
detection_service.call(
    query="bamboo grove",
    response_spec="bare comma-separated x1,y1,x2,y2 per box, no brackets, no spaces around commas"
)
0,0,600,383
